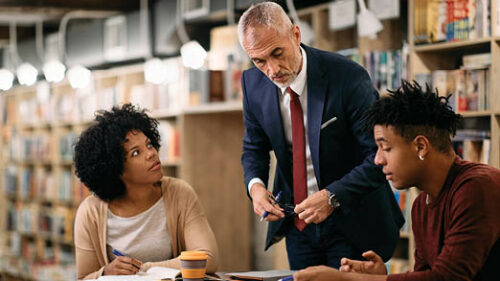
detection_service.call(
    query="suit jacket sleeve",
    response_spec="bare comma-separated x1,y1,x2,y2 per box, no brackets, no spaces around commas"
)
324,65,386,214
241,70,272,197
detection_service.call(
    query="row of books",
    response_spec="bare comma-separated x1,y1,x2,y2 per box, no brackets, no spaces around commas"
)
4,167,89,205
58,132,77,162
364,47,409,93
392,189,412,233
414,0,492,44
0,257,76,281
5,132,77,163
453,129,491,164
416,53,491,112
6,202,75,243
419,67,490,112
2,232,76,281
158,121,180,163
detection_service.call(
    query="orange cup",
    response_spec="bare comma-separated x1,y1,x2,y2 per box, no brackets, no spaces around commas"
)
180,251,208,281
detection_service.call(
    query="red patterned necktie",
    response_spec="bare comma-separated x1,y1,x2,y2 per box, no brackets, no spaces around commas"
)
287,87,307,231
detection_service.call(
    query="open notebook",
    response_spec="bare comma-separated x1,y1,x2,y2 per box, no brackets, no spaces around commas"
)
96,266,181,281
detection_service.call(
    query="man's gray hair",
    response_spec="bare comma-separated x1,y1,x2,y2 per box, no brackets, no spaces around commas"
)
237,2,293,47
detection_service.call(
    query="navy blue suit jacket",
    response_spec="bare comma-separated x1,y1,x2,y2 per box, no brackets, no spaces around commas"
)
241,45,404,261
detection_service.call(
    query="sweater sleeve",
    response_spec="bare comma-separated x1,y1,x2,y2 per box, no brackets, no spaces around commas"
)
388,176,500,281
143,182,219,273
74,198,106,280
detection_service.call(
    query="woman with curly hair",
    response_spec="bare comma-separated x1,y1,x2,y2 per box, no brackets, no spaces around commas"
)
73,104,218,280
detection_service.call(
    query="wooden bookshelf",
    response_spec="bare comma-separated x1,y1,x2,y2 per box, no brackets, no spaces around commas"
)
0,49,251,279
414,37,492,52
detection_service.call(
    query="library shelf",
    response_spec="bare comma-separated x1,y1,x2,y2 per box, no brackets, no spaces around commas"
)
460,110,495,118
183,101,243,115
414,37,492,52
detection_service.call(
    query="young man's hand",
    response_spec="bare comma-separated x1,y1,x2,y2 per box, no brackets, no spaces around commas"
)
340,251,387,275
294,265,341,281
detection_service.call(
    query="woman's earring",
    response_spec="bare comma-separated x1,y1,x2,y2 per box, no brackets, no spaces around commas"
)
418,155,424,161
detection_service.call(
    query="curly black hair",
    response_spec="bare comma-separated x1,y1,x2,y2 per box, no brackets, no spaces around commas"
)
362,80,462,153
74,103,161,201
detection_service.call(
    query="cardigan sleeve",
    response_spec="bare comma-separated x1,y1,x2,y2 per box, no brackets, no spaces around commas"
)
74,197,107,280
142,180,219,273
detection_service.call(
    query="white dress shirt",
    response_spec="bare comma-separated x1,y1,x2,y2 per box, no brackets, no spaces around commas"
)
248,47,319,198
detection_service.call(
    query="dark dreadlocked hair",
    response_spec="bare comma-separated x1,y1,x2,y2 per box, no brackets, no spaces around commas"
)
362,80,462,153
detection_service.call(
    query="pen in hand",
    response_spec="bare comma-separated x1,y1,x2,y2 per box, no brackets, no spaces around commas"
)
112,249,126,257
112,249,142,270
261,190,283,222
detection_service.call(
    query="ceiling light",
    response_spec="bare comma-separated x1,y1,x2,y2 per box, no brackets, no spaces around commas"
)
67,65,91,89
144,58,168,84
43,60,66,83
357,0,383,39
0,69,14,91
16,63,38,86
180,41,207,69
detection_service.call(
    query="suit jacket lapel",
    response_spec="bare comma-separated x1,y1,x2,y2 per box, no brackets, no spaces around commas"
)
304,45,327,188
260,77,293,189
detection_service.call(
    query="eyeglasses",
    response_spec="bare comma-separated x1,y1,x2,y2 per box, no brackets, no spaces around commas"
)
268,194,296,217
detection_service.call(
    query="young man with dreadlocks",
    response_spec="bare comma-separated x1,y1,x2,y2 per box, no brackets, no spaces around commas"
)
292,81,500,281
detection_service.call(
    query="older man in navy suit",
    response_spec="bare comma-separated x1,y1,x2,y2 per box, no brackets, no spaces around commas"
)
238,2,404,270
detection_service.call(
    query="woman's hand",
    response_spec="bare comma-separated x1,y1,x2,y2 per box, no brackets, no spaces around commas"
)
104,256,143,275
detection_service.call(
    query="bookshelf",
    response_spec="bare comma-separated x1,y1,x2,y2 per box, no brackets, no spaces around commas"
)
407,0,500,270
0,50,251,279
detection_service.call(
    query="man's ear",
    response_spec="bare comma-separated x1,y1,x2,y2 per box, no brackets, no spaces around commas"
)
292,24,301,46
413,135,430,159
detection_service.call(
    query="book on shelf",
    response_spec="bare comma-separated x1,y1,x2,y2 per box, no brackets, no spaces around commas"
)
391,188,411,233
188,69,210,106
453,129,491,164
462,53,492,69
425,64,490,113
158,121,180,163
209,70,225,103
224,54,244,102
414,0,491,44
58,132,77,162
364,48,408,93
4,165,18,198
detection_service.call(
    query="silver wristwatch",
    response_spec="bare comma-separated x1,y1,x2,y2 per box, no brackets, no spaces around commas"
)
325,189,340,208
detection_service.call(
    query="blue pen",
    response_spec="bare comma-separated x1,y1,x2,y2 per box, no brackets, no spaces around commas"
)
261,190,283,222
112,249,126,257
112,249,142,270
278,276,293,281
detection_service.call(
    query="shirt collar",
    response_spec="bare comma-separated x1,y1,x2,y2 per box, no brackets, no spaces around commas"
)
279,47,307,96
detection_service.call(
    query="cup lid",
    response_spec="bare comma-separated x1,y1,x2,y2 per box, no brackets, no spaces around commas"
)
180,251,208,260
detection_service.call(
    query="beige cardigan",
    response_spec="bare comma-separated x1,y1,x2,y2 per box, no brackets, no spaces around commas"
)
74,177,218,280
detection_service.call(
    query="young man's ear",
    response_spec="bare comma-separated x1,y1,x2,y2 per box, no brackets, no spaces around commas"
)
413,135,430,160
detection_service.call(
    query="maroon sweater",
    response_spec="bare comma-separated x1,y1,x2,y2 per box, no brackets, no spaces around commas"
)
388,156,500,281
